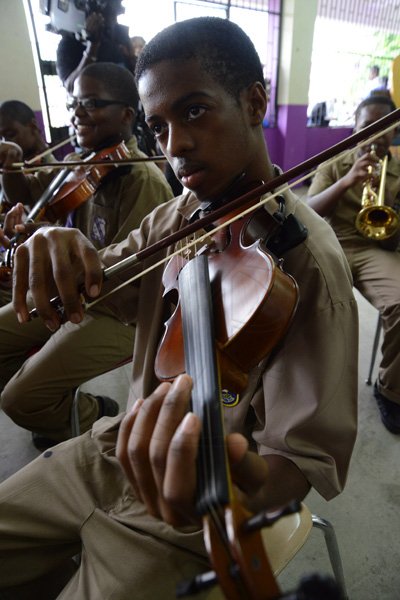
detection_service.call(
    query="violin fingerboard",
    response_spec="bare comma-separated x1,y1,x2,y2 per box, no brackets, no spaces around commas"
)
179,255,230,514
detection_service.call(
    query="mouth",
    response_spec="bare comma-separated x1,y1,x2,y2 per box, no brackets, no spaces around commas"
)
75,123,93,135
176,163,207,190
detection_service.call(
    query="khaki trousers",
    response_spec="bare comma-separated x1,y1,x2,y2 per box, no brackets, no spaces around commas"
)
342,239,400,404
0,302,134,440
0,419,208,600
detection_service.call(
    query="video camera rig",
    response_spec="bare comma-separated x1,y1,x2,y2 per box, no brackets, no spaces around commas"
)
39,0,124,36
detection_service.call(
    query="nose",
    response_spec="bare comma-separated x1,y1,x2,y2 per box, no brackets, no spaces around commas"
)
165,122,195,157
73,102,88,117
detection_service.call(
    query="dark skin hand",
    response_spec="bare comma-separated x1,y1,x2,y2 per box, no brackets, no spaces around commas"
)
0,141,34,205
307,149,400,250
0,202,25,247
12,226,101,328
116,374,310,528
307,150,380,218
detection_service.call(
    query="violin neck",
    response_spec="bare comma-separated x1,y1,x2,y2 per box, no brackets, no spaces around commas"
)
26,167,70,223
179,255,231,515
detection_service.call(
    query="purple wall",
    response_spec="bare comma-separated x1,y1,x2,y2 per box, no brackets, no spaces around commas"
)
264,104,352,174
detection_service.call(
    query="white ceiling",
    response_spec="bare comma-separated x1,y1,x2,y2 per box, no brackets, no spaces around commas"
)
318,0,400,33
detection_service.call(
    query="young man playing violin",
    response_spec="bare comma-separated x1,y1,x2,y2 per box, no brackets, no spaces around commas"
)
0,62,172,448
307,95,400,434
0,18,357,599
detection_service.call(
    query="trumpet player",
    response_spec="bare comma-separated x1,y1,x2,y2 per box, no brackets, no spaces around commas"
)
307,95,400,434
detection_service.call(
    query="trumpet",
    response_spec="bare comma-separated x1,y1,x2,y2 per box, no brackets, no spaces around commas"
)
355,145,399,240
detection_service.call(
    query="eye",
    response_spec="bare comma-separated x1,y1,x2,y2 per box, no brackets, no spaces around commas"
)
150,122,168,138
187,106,206,121
82,98,96,110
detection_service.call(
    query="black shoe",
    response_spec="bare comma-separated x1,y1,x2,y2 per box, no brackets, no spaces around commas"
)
373,382,400,434
96,395,120,419
31,431,59,450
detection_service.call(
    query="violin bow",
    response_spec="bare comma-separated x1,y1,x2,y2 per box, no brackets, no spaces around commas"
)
29,106,400,319
24,134,77,166
98,107,400,278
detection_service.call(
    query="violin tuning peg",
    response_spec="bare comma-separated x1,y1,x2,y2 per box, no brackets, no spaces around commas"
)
176,569,218,597
244,500,302,533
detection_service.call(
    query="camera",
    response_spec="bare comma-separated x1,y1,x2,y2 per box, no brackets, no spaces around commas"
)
39,0,124,35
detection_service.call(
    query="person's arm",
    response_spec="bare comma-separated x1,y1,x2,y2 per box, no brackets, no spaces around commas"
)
0,142,33,206
116,375,310,529
307,152,377,217
58,13,104,94
0,203,25,248
62,41,100,95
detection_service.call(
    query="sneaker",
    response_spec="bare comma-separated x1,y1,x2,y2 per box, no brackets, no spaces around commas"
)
373,382,400,434
31,431,58,450
96,395,120,419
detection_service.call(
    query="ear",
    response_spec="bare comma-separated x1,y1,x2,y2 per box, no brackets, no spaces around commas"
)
29,118,41,135
244,81,267,126
122,106,136,126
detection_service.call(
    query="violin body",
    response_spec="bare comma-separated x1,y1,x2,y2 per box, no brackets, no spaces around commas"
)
42,141,131,223
0,141,131,282
155,205,299,392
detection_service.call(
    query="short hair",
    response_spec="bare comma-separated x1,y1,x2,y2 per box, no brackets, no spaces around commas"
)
355,95,396,122
135,17,265,100
0,100,35,124
80,62,139,111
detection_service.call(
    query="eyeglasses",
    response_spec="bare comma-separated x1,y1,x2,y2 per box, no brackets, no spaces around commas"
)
66,98,127,112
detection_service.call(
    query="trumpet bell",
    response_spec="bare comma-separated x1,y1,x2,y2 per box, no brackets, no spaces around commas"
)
355,205,400,240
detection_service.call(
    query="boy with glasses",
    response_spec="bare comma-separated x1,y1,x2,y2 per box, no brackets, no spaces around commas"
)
0,62,172,448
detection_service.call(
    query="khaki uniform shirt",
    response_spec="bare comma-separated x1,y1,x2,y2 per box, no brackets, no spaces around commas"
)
308,150,400,244
99,186,358,501
23,136,173,249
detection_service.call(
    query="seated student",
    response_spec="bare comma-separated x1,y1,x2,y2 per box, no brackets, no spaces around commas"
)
0,62,173,448
0,18,357,598
0,99,51,165
0,100,56,305
307,95,400,434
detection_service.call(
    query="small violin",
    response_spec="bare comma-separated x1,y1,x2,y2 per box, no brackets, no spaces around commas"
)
0,141,131,281
27,141,131,224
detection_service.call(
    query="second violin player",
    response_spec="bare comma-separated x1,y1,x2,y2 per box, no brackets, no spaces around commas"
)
0,62,173,448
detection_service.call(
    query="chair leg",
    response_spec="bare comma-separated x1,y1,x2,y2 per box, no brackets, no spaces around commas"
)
311,514,348,600
70,387,81,437
366,314,382,385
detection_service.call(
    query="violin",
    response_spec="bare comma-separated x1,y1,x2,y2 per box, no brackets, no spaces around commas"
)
173,253,283,599
25,140,131,224
0,141,131,281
